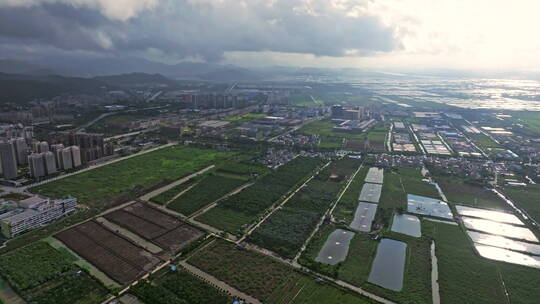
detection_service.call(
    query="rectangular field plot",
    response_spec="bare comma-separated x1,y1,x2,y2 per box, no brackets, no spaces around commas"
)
455,205,524,225
315,229,355,265
368,239,407,291
358,183,382,203
350,202,377,232
104,202,204,254
462,217,538,242
391,214,421,237
167,174,246,216
407,194,453,219
55,221,160,285
364,167,384,184
475,244,540,269
467,231,540,256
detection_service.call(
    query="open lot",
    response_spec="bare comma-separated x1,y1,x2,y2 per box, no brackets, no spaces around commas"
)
31,146,233,209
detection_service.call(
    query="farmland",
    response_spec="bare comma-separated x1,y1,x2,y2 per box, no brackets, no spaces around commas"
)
167,174,247,216
248,158,361,259
30,145,233,209
149,179,196,205
56,220,160,284
131,269,231,304
0,242,108,303
196,157,324,234
104,202,204,254
423,220,507,304
299,224,432,304
188,240,372,304
333,166,369,223
298,120,367,150
379,168,439,211
436,176,510,210
503,184,540,224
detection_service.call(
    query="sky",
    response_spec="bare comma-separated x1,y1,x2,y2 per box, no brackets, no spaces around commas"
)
1,0,539,72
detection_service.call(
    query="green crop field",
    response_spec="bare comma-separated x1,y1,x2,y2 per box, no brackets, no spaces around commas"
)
223,113,266,123
503,184,540,224
30,146,233,209
333,166,369,223
436,176,510,210
470,134,502,149
150,179,197,205
248,158,360,259
131,269,231,304
188,240,372,304
168,174,246,216
0,242,108,303
300,224,432,304
379,168,439,211
197,157,324,235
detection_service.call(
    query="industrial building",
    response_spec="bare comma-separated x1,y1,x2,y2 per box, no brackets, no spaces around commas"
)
0,196,77,238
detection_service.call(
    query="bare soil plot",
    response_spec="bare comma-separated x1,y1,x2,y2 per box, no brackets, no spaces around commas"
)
105,202,204,254
55,220,160,285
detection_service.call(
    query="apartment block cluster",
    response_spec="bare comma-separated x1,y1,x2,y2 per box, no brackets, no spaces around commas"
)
0,125,113,181
179,93,248,109
28,143,82,178
0,195,77,238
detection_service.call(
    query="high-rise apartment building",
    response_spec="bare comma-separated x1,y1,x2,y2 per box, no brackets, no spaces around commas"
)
0,140,18,180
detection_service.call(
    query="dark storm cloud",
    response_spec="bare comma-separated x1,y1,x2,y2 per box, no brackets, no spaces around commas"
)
0,0,401,61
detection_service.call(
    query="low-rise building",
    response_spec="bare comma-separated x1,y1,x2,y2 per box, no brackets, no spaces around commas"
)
0,196,77,238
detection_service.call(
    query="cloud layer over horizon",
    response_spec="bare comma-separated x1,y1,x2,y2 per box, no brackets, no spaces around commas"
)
0,0,400,62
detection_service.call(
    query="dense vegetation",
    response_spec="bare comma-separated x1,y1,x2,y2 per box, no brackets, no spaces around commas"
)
423,221,507,304
503,184,540,224
0,242,73,291
197,157,324,234
248,158,361,258
436,176,509,210
168,174,246,216
131,269,231,304
150,179,196,205
188,240,372,304
0,242,107,303
31,146,233,209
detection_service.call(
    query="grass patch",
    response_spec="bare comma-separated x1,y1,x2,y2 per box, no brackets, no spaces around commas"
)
30,146,233,209
437,176,510,210
503,184,540,224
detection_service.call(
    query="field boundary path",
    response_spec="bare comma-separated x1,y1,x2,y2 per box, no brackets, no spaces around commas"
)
188,182,254,219
140,165,214,201
236,161,332,244
179,260,262,304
